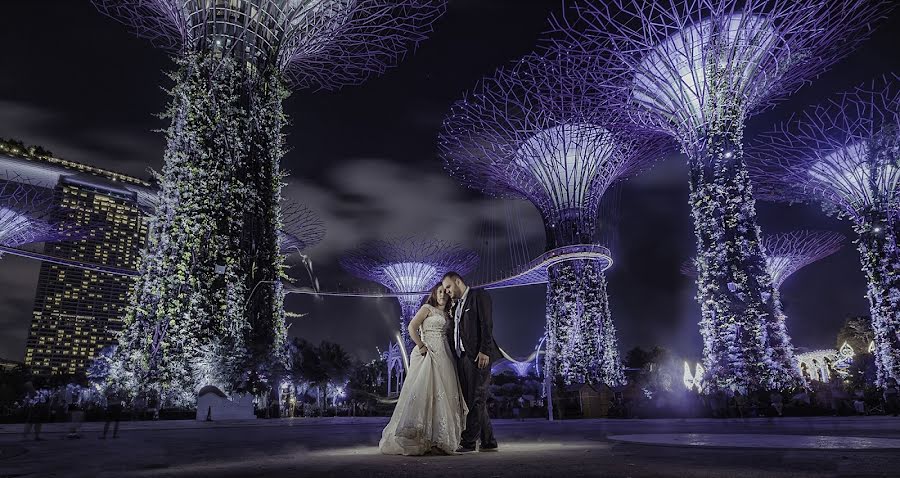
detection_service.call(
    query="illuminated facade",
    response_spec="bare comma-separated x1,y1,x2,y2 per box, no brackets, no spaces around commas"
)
1,148,155,376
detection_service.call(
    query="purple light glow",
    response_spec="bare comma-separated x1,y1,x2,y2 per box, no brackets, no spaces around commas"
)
340,237,478,343
92,0,447,90
749,75,900,386
750,75,900,222
440,51,670,249
0,173,86,250
550,0,892,147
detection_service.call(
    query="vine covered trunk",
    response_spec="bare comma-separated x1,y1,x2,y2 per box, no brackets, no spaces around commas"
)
689,106,801,394
544,259,624,387
114,53,288,405
855,214,900,386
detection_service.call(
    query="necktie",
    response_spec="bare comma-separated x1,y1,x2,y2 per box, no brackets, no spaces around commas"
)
454,300,463,356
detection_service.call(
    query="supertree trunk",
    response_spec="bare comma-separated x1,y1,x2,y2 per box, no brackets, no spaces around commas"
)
399,299,420,352
582,260,625,386
856,213,900,386
689,90,801,393
243,70,290,381
115,53,287,404
545,260,624,386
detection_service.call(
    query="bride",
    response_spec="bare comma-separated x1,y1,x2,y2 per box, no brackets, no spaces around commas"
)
379,284,468,455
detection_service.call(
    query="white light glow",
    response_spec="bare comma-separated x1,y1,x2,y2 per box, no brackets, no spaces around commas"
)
839,341,855,359
633,13,779,127
382,262,438,293
683,361,695,390
683,361,705,391
809,141,900,208
0,207,33,246
515,123,616,210
796,349,838,382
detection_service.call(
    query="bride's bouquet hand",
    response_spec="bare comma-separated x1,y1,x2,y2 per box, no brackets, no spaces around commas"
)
418,344,428,356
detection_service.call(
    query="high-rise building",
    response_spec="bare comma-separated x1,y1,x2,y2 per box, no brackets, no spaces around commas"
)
1,141,155,376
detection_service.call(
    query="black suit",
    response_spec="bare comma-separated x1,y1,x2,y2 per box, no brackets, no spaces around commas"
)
448,288,500,449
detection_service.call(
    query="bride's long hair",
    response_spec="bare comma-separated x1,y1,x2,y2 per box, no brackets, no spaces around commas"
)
423,282,451,316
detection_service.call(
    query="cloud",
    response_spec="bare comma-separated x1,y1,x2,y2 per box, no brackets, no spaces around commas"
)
284,157,546,276
280,157,548,360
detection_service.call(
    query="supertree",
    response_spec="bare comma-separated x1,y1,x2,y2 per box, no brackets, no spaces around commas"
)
748,75,900,386
682,230,845,290
94,0,446,403
550,0,892,393
439,52,670,386
683,229,844,382
340,237,478,347
0,173,97,255
279,201,325,255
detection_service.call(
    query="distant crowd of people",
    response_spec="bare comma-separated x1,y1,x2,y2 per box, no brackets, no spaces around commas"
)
701,378,900,419
18,381,159,442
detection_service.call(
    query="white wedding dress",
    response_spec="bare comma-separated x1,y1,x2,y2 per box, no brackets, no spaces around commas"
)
379,304,468,455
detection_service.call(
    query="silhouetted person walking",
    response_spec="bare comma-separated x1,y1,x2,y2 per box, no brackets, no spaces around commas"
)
67,402,85,439
884,379,900,417
100,392,123,439
22,383,47,441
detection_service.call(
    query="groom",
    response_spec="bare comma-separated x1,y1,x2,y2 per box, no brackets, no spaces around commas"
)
442,271,501,453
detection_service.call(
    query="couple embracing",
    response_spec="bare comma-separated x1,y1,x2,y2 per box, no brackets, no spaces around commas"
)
379,271,501,455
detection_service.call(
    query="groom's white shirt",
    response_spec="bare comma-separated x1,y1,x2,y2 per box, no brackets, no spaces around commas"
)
454,286,470,355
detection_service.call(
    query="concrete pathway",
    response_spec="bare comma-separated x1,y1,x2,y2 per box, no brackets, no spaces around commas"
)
0,417,898,477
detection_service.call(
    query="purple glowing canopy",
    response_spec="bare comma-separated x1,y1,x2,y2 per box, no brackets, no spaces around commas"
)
763,230,845,290
749,74,900,222
92,0,447,89
439,51,671,247
551,0,892,146
340,236,478,299
279,200,325,254
0,173,76,249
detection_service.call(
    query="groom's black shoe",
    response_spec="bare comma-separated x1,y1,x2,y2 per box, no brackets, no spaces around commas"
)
455,445,477,454
478,443,499,452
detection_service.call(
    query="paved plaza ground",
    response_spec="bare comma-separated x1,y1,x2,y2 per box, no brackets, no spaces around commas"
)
2,416,900,477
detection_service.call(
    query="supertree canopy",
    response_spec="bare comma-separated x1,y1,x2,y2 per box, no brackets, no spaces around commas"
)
340,237,478,346
0,176,60,252
279,200,325,254
95,0,445,404
749,75,900,386
551,0,892,394
763,230,845,290
93,0,447,90
439,52,670,386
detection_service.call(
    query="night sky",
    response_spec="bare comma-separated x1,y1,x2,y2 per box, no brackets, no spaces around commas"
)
1,1,898,365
